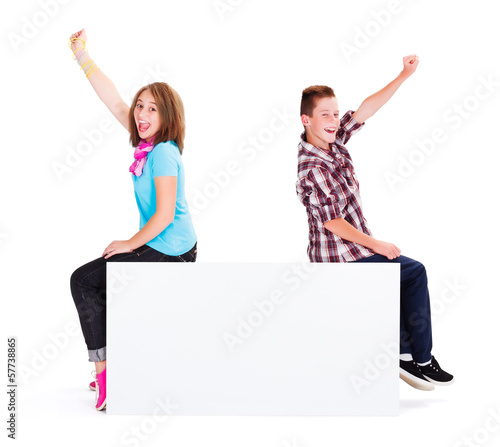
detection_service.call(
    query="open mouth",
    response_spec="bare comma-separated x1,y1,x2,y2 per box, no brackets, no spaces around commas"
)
138,120,151,132
324,127,336,134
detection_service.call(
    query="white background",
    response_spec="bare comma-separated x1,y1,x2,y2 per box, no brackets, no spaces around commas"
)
1,0,499,446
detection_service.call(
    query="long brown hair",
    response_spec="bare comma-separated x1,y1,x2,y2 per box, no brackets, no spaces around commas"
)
129,82,186,153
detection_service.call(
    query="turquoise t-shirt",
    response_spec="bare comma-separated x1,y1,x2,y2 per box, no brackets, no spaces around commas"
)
132,140,197,256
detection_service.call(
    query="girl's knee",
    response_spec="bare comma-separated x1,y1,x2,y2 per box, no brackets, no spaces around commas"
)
70,265,85,288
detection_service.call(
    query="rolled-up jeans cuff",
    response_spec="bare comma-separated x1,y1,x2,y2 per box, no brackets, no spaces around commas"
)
88,347,106,362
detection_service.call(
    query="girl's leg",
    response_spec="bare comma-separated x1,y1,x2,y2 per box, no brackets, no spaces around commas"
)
70,249,148,363
95,360,106,374
70,243,198,363
70,255,109,363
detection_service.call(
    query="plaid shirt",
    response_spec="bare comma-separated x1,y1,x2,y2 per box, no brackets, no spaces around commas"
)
296,110,375,263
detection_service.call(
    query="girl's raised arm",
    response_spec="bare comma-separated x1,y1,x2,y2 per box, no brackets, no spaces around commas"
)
69,28,130,132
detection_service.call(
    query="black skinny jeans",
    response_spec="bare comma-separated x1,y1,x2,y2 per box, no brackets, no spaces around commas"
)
70,243,197,362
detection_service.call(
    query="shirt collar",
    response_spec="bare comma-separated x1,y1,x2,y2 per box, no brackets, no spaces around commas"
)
299,131,341,163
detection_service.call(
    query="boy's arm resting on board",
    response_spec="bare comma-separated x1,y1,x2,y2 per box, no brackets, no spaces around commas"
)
324,217,401,260
352,55,419,124
303,167,400,259
102,176,177,259
69,28,130,132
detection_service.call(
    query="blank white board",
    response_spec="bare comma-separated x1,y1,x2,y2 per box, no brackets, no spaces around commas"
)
107,262,399,416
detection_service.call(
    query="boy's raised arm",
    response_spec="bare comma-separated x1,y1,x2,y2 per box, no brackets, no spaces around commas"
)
352,55,419,124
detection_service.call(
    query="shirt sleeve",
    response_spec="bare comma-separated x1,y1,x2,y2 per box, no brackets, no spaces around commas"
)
303,166,349,223
336,110,365,146
150,142,180,178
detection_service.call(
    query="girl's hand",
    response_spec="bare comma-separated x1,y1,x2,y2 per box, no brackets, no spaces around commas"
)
372,240,402,260
69,28,87,51
102,240,133,259
401,54,419,79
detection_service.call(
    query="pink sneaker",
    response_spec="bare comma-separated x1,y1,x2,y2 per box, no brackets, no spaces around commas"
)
93,369,107,411
89,381,96,391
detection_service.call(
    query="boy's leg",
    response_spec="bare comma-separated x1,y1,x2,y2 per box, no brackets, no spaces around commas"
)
351,254,432,363
399,256,432,363
400,308,412,357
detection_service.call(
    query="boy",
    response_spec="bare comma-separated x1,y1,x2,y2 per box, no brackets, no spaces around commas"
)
296,55,454,391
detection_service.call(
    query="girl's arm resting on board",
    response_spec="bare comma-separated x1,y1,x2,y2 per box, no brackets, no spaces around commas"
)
324,217,402,260
69,28,130,132
102,176,177,259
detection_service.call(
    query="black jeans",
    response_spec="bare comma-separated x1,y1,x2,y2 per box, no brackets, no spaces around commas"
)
70,243,197,362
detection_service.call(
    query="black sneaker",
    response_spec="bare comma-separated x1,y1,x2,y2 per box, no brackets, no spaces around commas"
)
419,356,454,386
399,360,435,391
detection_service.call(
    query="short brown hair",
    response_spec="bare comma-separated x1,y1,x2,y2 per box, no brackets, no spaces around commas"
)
129,82,186,153
300,85,336,117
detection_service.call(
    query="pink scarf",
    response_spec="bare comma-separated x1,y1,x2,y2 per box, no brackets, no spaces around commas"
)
129,137,156,177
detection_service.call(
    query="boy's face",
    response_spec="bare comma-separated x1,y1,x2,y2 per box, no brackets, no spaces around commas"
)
301,96,340,150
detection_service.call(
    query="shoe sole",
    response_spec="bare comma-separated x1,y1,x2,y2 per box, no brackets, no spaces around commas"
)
422,375,455,386
96,398,106,411
399,368,435,391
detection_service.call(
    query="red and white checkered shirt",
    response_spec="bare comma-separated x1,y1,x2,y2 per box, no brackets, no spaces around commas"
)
296,110,375,263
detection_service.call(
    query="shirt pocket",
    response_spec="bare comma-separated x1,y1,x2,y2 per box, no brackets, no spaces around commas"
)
342,163,359,190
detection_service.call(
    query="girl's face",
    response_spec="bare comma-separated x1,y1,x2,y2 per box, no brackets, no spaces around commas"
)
134,89,161,143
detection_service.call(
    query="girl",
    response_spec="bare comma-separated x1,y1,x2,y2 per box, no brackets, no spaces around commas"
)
68,28,197,411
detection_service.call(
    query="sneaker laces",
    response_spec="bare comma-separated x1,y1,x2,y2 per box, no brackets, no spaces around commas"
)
430,357,441,372
411,361,423,371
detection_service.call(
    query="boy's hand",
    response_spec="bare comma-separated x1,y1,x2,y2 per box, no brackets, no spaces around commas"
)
372,240,401,260
401,54,419,79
